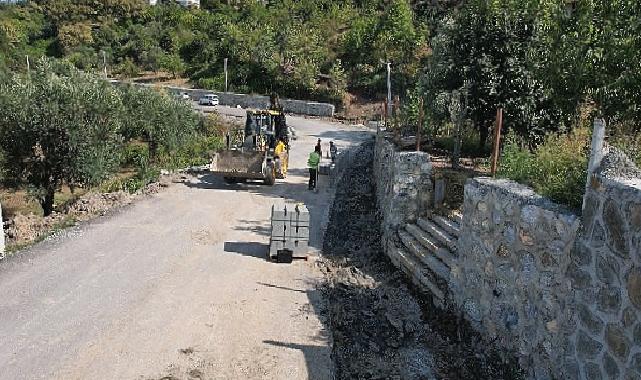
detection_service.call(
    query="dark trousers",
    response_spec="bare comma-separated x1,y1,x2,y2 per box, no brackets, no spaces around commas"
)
308,168,317,189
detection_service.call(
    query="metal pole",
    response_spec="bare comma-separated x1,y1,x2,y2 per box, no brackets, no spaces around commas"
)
386,62,392,118
490,108,503,177
583,118,606,210
224,58,228,92
102,51,108,79
417,97,424,151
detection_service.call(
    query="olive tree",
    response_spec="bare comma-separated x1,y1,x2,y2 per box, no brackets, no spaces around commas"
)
0,59,124,215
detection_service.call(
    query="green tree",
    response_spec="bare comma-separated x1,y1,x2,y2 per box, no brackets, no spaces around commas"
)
0,59,124,215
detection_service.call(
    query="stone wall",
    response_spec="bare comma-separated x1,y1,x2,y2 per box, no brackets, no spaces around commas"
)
373,132,432,253
570,174,641,380
453,178,581,379
109,80,335,117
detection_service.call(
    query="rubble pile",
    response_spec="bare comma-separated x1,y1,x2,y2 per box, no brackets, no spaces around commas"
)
321,140,436,380
5,182,161,246
321,140,523,380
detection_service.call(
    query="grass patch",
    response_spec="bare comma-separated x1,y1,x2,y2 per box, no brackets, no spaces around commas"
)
498,128,590,211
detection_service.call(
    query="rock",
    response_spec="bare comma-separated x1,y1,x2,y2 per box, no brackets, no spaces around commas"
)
627,268,641,310
603,352,620,379
576,331,603,359
521,205,540,225
596,254,621,286
571,242,593,267
464,299,482,322
597,286,622,315
592,221,606,248
545,319,559,333
563,359,580,380
629,202,641,233
578,304,604,335
584,362,603,380
567,263,592,289
596,146,641,179
605,323,630,360
633,323,641,345
632,353,641,376
622,307,637,330
603,199,629,258
519,229,535,246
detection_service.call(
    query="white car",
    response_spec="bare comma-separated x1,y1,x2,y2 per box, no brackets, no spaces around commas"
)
198,94,219,106
179,92,191,101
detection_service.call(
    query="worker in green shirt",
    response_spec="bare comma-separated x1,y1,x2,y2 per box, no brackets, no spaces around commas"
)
307,145,321,190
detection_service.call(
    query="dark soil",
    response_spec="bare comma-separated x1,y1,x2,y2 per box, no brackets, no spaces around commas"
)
320,140,524,380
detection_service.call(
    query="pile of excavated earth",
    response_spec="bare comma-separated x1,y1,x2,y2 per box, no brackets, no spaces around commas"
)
319,141,524,380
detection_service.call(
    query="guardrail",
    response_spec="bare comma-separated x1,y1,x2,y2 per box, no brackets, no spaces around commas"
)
109,80,335,117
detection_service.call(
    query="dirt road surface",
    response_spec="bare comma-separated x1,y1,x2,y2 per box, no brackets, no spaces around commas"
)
0,110,371,380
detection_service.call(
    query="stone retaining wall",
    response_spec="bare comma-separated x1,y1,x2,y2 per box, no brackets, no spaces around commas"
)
372,134,641,379
373,132,432,252
110,80,335,117
570,175,641,380
454,178,581,378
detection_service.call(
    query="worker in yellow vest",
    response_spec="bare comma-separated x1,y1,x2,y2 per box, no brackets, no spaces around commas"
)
275,138,288,178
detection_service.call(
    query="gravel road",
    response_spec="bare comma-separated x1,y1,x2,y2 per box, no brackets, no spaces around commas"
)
0,109,371,380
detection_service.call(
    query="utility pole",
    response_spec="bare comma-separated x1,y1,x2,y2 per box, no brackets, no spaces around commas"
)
102,51,108,79
386,62,392,120
224,58,228,92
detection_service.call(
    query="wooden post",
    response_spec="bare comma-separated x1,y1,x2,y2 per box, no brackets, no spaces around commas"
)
383,100,388,130
393,95,400,142
490,108,503,177
416,97,424,151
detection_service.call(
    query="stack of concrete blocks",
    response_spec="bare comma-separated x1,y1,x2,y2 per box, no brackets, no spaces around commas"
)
270,203,310,259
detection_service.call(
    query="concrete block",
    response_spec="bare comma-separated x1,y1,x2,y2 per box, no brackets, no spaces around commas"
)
293,204,310,224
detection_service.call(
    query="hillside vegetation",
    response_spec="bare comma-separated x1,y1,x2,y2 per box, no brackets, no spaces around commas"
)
1,0,640,213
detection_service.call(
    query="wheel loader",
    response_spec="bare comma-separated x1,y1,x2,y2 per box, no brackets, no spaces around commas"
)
210,108,289,185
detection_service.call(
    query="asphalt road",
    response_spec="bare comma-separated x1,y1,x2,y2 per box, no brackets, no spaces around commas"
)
0,110,372,380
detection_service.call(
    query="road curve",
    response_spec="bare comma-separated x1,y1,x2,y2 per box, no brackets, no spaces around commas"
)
0,111,372,380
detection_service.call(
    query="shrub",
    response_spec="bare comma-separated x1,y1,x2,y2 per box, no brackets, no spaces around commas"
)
499,128,590,211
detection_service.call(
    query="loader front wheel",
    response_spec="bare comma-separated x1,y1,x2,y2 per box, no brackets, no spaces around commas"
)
264,164,276,186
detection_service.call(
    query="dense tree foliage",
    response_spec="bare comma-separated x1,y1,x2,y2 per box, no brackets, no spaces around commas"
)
0,58,199,215
420,0,641,147
0,0,428,103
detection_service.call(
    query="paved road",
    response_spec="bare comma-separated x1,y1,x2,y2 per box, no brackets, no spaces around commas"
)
0,111,371,380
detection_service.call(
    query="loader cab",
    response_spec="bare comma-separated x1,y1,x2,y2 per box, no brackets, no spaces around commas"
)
244,109,287,150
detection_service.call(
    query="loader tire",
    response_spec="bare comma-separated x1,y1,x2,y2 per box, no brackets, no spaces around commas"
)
264,164,276,186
